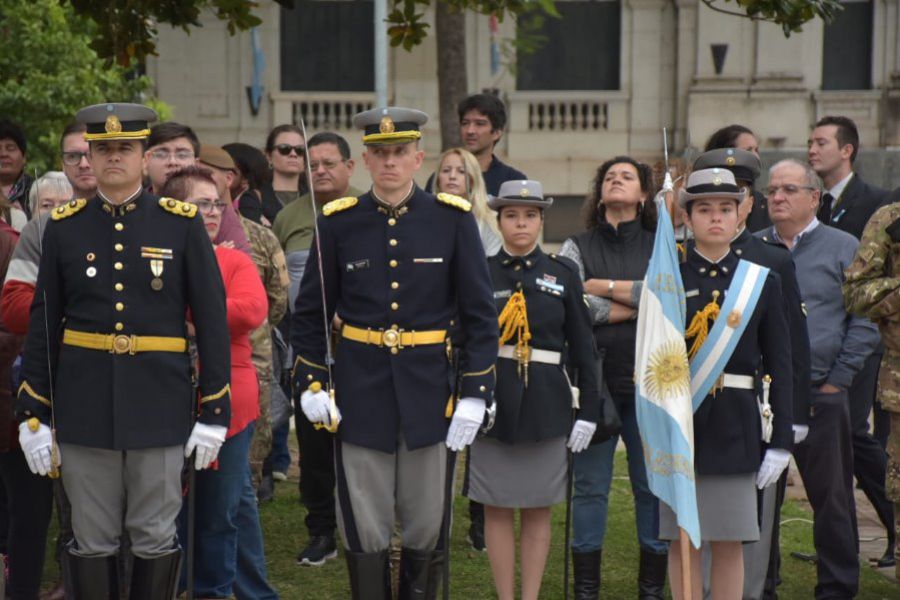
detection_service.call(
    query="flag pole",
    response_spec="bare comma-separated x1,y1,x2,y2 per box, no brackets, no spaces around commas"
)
679,528,692,599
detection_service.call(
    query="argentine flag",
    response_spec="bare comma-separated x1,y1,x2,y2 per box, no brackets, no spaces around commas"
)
634,194,700,548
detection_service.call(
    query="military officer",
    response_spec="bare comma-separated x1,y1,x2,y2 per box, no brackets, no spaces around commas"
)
15,103,231,599
291,107,498,599
691,148,810,599
664,168,793,599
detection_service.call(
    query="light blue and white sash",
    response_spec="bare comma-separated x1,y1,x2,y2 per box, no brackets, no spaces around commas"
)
689,259,769,411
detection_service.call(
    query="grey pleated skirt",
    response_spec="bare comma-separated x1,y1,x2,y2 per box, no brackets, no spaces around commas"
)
467,436,568,508
659,472,759,542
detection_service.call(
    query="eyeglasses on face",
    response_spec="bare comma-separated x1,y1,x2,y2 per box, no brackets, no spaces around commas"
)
765,184,817,197
191,200,228,214
149,149,195,162
274,144,305,157
61,151,89,166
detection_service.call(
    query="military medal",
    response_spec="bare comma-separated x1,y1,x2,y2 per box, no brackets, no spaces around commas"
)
150,259,164,291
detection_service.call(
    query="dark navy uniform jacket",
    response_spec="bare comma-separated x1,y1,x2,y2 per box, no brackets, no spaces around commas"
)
487,247,600,444
683,249,793,475
15,191,231,450
291,186,498,454
732,228,811,425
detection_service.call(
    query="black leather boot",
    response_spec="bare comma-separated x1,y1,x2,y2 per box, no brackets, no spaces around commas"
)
399,547,438,600
66,549,118,600
572,549,601,600
424,550,444,600
128,548,181,600
346,549,391,600
637,548,668,600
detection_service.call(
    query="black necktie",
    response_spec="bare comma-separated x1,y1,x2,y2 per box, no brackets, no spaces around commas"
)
819,192,835,223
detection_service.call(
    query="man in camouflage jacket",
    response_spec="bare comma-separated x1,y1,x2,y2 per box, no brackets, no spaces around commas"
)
843,200,900,574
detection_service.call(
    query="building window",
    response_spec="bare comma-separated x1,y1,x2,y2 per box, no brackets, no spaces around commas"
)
822,0,872,90
543,195,586,244
281,0,374,92
516,0,621,91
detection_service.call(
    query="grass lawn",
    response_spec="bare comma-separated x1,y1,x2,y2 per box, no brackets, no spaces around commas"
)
256,451,899,599
38,451,898,598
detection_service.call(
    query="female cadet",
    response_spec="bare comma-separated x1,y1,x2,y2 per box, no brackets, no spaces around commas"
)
664,168,792,599
466,179,615,600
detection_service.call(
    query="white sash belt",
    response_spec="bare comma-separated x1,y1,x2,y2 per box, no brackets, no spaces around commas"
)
498,345,562,365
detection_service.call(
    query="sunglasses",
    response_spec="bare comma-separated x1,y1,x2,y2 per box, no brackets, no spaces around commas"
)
274,144,305,157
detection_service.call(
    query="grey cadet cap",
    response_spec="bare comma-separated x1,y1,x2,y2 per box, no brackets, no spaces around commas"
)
352,107,428,146
693,148,761,184
678,168,746,209
76,103,158,141
488,180,554,210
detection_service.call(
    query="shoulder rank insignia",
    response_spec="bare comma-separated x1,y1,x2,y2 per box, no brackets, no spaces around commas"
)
436,192,472,212
322,196,358,216
51,198,87,221
159,197,198,218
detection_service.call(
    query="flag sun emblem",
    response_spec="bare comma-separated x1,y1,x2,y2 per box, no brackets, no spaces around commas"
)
643,341,690,399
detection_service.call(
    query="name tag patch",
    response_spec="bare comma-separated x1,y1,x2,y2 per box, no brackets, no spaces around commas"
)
346,259,370,272
413,258,444,264
494,289,512,299
686,289,699,298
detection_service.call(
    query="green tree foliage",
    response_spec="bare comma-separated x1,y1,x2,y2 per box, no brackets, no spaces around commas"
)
699,0,842,35
0,0,156,172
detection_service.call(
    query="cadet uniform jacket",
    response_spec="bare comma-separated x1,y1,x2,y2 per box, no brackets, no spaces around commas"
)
15,191,232,450
488,247,600,444
683,249,793,475
291,187,499,454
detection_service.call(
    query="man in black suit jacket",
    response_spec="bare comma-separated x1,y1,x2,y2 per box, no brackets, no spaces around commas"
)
809,115,895,567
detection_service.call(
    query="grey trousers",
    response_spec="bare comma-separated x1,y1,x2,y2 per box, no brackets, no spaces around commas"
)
335,437,447,553
60,444,184,558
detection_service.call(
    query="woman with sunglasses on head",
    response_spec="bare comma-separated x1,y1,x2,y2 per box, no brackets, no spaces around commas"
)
159,166,275,599
467,180,614,600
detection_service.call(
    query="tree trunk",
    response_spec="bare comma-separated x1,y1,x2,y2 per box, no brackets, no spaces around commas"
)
435,2,467,151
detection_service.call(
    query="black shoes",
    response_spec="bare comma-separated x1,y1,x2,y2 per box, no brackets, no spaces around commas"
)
572,549,601,600
297,534,338,566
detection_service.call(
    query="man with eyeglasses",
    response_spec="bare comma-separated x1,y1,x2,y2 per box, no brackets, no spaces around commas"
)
143,122,200,193
60,122,97,199
757,158,880,600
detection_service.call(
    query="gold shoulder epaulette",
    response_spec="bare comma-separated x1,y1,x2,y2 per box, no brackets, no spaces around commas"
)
322,197,358,216
159,197,198,218
51,198,87,221
436,192,472,212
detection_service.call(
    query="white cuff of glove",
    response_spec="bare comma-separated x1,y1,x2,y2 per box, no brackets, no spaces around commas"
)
567,419,597,454
792,424,809,445
185,423,228,470
446,397,485,452
301,389,340,427
18,421,55,476
756,448,791,489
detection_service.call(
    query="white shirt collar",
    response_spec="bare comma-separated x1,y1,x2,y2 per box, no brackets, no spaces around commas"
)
772,217,820,248
826,171,854,204
98,185,142,207
693,248,730,265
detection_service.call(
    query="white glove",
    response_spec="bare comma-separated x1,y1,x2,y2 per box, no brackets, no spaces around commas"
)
301,389,341,427
792,424,809,445
756,448,791,489
567,420,597,454
18,420,55,476
446,397,486,452
185,422,228,470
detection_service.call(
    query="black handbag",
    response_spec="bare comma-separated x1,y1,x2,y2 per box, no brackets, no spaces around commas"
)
590,352,622,445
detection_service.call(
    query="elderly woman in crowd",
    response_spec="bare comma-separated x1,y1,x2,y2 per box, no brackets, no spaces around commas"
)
433,147,501,256
558,156,668,599
159,166,276,599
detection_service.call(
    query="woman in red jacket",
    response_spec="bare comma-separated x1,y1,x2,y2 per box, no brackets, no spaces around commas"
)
160,167,275,598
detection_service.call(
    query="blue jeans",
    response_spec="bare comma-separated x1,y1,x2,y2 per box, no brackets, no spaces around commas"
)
234,440,279,599
271,419,291,474
571,395,667,554
179,423,253,597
